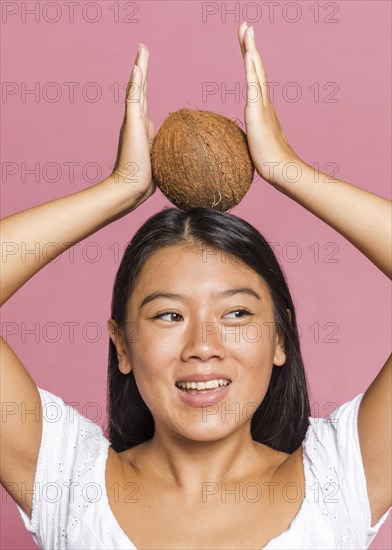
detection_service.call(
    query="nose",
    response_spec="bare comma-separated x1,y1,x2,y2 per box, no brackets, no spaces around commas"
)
181,317,226,362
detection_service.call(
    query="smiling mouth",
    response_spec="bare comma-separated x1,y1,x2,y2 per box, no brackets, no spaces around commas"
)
175,379,232,392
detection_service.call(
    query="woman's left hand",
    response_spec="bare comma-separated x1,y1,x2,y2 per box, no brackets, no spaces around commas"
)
237,21,304,188
111,43,156,203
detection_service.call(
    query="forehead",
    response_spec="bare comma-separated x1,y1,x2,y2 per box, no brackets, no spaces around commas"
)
131,244,271,301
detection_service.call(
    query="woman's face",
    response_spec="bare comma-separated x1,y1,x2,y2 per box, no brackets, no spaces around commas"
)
108,243,287,442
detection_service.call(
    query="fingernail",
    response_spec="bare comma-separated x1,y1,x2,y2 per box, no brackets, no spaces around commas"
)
138,42,142,54
249,26,255,39
243,21,248,28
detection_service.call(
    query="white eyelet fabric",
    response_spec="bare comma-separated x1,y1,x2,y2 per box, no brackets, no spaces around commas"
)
15,387,390,549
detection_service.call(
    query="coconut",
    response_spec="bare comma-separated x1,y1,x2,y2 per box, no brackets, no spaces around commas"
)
150,108,255,211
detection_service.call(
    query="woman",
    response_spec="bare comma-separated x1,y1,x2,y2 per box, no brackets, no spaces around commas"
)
1,21,391,550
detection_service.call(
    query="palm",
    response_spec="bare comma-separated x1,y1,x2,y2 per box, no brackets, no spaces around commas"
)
237,22,301,186
112,44,156,202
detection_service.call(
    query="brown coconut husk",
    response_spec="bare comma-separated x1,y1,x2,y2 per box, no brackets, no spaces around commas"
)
150,108,255,211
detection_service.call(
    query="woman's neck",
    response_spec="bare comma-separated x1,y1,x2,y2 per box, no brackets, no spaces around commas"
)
130,425,279,492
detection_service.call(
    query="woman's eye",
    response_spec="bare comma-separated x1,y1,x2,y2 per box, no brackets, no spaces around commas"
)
153,309,253,322
154,312,183,322
225,309,253,319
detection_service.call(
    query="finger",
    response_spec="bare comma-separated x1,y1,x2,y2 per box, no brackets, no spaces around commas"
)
237,20,248,57
142,59,148,120
125,62,143,120
125,44,140,106
140,43,149,99
243,26,270,104
144,90,148,121
147,119,155,150
138,66,145,116
244,49,264,108
137,43,149,116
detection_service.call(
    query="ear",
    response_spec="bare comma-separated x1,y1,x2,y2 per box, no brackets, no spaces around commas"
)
273,326,286,367
107,319,132,375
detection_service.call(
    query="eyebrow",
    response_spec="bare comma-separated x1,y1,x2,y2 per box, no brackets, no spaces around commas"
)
139,288,262,311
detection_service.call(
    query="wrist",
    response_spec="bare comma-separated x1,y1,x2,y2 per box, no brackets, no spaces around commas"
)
258,157,307,189
95,174,144,220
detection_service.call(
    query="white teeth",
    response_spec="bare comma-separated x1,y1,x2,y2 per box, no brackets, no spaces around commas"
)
176,379,231,391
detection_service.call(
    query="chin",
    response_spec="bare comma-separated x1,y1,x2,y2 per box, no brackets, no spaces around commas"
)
174,418,247,443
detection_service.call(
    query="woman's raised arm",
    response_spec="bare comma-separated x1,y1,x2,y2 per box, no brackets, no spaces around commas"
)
0,43,155,519
237,20,392,526
238,21,391,281
1,43,155,306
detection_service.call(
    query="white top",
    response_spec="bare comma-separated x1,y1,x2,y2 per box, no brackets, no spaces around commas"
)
16,387,390,550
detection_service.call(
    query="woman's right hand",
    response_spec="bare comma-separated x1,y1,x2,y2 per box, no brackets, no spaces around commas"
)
237,22,305,188
111,42,157,204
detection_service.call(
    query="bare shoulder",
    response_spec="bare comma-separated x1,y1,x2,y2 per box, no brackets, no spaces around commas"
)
358,354,392,526
0,338,43,520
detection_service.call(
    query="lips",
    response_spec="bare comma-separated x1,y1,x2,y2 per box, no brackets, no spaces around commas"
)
175,372,232,384
175,380,231,408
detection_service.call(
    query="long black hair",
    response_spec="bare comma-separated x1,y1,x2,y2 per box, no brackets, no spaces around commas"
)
107,207,310,454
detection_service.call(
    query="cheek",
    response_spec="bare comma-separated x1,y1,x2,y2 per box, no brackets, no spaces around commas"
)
235,345,274,400
242,360,273,393
237,324,274,365
126,336,173,404
249,319,279,365
128,325,173,370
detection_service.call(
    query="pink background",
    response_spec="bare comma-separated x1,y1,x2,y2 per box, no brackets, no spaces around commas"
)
1,0,391,548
